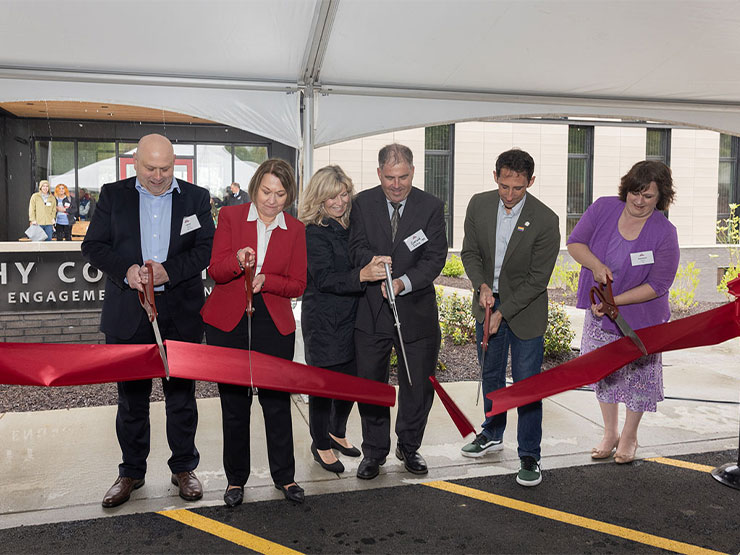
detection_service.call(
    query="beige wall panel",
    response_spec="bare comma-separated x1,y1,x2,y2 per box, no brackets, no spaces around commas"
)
669,129,719,245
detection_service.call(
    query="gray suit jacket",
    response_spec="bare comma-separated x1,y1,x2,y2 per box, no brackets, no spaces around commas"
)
461,190,560,340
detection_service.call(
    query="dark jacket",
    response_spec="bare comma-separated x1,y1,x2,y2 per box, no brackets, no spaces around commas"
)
301,219,365,367
81,177,215,341
224,189,249,206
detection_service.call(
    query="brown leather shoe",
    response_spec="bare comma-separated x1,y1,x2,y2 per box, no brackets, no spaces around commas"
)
102,476,145,508
171,471,203,501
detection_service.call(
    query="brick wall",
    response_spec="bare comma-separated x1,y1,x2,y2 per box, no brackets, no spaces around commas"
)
0,310,104,344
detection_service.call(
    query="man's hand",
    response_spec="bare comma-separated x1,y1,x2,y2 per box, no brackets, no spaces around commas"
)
478,283,495,309
488,310,503,335
381,278,404,299
142,260,170,286
360,255,392,282
126,264,145,292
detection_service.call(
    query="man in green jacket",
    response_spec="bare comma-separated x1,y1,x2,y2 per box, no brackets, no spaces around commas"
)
460,148,560,487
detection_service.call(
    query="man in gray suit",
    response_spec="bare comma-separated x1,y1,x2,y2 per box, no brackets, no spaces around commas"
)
460,148,560,487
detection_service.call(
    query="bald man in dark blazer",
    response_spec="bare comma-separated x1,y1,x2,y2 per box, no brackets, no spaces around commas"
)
349,143,447,480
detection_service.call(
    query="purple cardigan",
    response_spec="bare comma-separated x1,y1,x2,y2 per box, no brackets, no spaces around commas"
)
567,196,679,333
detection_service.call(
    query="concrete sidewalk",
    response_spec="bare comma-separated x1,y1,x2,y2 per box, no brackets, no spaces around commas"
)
0,306,738,530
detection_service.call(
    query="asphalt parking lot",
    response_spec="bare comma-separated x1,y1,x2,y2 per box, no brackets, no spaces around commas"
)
1,449,737,555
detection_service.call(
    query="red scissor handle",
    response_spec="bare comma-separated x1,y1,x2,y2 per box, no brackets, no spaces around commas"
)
589,277,619,320
481,304,491,352
137,262,157,322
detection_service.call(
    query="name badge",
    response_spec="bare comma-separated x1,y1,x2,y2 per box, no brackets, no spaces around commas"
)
45,201,52,206
181,214,201,235
404,229,428,251
630,250,654,266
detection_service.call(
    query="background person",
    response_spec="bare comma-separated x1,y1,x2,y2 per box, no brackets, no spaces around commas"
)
200,159,307,507
53,183,76,241
78,188,96,221
82,133,214,508
567,160,679,464
460,148,560,487
349,143,447,480
225,182,248,206
298,165,390,473
28,180,56,240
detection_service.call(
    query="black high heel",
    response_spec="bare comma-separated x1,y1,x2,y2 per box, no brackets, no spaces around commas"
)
311,443,345,473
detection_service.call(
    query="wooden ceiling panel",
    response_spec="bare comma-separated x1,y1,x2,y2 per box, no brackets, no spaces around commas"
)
0,100,215,124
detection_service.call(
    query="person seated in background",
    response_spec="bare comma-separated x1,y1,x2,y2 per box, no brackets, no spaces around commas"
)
53,184,76,241
224,181,249,206
567,160,679,465
28,180,56,241
298,165,390,473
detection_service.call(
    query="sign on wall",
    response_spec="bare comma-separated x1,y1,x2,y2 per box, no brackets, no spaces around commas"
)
0,251,214,313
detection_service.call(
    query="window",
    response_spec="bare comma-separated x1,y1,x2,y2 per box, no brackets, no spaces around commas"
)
717,133,740,243
424,124,454,244
566,126,594,237
646,128,671,165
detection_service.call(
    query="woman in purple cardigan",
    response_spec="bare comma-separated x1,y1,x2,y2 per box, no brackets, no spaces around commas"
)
567,160,679,464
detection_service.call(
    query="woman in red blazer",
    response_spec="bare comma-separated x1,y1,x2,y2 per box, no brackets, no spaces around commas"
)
201,159,307,507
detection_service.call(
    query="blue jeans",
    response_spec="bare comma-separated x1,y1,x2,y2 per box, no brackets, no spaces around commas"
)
478,298,544,460
40,225,53,241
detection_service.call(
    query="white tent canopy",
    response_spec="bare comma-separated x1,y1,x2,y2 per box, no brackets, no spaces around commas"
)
3,0,740,177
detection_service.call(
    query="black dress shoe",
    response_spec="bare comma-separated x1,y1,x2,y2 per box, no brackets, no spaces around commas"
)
311,443,345,473
395,445,428,475
356,456,386,480
102,476,145,508
224,486,244,508
330,437,361,457
275,483,305,503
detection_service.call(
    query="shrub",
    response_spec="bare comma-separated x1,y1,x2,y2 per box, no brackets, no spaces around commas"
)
548,255,580,293
436,286,476,345
717,203,740,298
670,262,699,311
441,255,465,277
545,302,575,357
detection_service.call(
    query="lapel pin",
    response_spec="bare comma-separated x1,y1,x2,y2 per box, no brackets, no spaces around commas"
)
524,221,530,227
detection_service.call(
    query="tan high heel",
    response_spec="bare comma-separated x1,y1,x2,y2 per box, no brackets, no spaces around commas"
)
591,436,620,459
614,440,638,464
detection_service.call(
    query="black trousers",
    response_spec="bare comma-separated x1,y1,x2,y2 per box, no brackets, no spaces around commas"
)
206,294,296,487
54,223,72,241
106,293,200,480
308,360,356,450
355,321,440,459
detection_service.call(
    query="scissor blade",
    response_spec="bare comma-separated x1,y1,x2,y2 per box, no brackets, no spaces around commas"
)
475,348,485,406
151,319,171,379
614,314,648,355
395,322,413,387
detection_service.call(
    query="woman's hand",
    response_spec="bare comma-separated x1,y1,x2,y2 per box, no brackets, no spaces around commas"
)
252,273,265,293
236,246,256,270
590,302,605,318
360,255,392,282
593,263,613,285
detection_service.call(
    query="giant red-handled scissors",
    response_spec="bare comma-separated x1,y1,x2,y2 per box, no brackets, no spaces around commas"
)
475,304,491,406
137,262,170,380
244,258,256,393
590,276,648,355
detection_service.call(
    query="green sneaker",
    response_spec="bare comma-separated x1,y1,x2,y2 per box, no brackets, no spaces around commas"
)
461,433,503,458
516,456,542,486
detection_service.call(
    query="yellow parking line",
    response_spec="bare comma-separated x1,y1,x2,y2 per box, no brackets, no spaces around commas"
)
423,481,724,555
158,509,303,555
647,457,715,473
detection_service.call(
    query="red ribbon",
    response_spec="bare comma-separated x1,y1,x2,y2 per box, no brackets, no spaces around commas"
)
429,375,476,437
0,340,395,407
486,284,740,417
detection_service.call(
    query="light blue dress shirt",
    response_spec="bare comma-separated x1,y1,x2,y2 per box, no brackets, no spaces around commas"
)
136,178,180,290
492,194,526,293
385,197,412,295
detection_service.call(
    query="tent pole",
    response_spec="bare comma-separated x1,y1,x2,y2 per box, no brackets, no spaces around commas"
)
302,84,315,189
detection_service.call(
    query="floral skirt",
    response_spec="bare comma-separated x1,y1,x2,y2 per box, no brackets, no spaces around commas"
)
581,311,664,413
